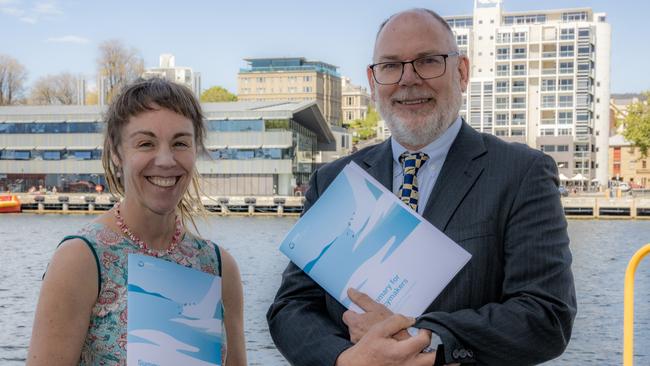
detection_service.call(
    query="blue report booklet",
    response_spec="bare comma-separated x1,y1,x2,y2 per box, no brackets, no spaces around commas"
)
127,254,223,366
279,162,471,317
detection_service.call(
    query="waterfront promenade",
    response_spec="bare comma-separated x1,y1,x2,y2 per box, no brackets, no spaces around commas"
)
6,192,650,219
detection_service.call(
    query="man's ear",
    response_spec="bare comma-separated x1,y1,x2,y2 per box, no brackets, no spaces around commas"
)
366,66,377,102
457,55,470,93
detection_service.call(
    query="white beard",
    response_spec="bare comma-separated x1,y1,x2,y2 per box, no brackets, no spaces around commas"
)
377,83,463,149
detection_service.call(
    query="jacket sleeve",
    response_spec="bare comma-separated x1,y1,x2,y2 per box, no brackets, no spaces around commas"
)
267,168,353,366
415,154,577,365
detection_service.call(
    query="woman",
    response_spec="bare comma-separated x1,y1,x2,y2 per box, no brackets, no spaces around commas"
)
27,78,246,365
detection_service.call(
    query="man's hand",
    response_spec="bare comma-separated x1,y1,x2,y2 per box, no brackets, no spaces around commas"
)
343,288,403,343
335,314,436,366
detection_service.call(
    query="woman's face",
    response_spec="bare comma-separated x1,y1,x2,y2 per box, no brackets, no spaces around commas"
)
115,106,197,216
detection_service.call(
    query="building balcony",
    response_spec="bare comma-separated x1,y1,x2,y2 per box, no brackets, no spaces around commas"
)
512,54,527,59
542,68,556,75
541,103,556,108
542,52,557,58
511,103,526,109
512,70,526,76
559,52,575,58
512,87,527,93
540,118,556,125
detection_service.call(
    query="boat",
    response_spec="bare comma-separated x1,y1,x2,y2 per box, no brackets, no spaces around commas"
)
0,195,21,213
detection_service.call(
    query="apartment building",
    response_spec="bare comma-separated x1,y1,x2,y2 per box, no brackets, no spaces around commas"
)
142,54,202,96
237,58,342,126
448,0,611,184
341,77,371,125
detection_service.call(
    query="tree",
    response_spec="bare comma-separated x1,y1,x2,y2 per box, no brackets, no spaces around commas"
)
97,39,144,102
30,72,79,105
200,86,237,102
0,54,28,105
349,106,380,143
85,91,98,105
620,91,650,157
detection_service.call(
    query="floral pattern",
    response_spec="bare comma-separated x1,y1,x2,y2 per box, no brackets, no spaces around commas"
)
74,222,222,366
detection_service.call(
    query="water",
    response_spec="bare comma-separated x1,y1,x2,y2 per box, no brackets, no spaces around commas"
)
1,215,649,365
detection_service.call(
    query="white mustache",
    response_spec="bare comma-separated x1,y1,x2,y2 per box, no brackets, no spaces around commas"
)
391,90,435,102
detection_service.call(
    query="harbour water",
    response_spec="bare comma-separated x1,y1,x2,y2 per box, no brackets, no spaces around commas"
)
1,215,649,365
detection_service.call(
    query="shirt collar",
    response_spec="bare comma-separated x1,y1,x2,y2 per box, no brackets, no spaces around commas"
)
391,116,463,165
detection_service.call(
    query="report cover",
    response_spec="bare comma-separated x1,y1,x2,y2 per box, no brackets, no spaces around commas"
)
127,254,223,366
279,162,471,317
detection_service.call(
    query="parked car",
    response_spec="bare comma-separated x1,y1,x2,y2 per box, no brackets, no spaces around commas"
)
558,186,569,197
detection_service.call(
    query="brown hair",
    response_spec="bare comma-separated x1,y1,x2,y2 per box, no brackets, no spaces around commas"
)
102,77,208,231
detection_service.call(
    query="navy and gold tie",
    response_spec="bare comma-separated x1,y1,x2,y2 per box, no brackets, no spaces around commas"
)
398,152,429,211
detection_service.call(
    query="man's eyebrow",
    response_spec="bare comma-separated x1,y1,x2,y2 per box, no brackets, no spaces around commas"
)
172,132,193,139
375,51,444,62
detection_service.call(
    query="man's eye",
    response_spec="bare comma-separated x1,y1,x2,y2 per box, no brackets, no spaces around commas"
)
380,63,400,71
418,57,441,65
138,142,153,148
174,142,190,148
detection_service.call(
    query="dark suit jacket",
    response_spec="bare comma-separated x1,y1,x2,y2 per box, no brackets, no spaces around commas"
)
267,122,577,365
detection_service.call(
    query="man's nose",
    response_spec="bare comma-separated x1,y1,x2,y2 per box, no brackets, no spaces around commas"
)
399,62,423,86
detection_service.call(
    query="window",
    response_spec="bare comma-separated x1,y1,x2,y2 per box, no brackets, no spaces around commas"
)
303,86,312,93
497,32,511,43
559,79,573,91
496,81,509,93
560,45,574,57
513,47,527,59
578,46,591,56
0,150,31,160
558,95,573,107
512,96,526,109
541,145,556,152
562,12,587,22
256,77,265,83
559,62,574,74
512,80,526,92
511,129,525,136
560,28,575,40
513,64,526,76
495,113,508,125
513,32,527,42
497,47,509,60
558,111,573,124
557,145,569,152
496,96,509,109
457,34,468,46
512,113,525,125
541,129,555,136
496,64,509,76
43,151,61,160
558,128,572,136
541,79,556,92
303,76,311,82
542,95,555,108
495,129,507,136
578,28,590,38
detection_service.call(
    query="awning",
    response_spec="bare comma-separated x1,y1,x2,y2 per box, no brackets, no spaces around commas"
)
67,146,100,150
34,146,66,150
571,173,587,181
559,173,569,181
261,144,292,149
2,146,33,150
206,145,227,150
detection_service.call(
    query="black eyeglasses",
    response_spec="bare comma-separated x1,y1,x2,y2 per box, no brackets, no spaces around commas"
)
369,52,459,85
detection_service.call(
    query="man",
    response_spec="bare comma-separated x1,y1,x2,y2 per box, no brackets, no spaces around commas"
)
268,8,576,366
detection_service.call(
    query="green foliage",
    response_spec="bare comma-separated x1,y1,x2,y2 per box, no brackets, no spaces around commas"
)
200,86,237,102
620,91,650,157
349,106,380,143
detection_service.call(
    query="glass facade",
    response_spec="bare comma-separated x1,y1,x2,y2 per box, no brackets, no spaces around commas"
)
0,149,102,161
0,122,103,133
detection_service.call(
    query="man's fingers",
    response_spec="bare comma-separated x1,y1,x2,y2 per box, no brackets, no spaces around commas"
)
342,309,358,326
398,328,432,354
414,351,437,366
372,314,415,338
347,288,386,312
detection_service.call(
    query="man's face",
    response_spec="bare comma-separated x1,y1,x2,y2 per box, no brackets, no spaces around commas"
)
367,11,469,150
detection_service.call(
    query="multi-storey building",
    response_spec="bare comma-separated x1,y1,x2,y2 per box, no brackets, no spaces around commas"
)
237,57,342,126
142,54,202,96
448,0,611,184
341,77,371,125
609,135,650,188
0,101,334,196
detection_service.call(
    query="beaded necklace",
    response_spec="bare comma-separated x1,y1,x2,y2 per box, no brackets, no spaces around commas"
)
113,201,182,257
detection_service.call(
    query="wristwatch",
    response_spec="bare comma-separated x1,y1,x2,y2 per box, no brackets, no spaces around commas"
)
407,326,443,353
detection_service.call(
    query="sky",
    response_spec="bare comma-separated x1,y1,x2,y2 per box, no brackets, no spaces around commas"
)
0,0,648,95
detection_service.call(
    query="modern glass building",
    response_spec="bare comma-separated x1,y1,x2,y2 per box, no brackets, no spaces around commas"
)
0,101,334,195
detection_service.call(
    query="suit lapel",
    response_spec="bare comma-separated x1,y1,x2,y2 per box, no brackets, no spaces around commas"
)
422,122,487,231
359,139,394,191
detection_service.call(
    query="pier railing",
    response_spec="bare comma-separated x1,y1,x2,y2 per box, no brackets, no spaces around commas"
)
624,243,650,366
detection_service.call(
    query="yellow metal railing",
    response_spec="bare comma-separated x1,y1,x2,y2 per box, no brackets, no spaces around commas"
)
624,243,650,366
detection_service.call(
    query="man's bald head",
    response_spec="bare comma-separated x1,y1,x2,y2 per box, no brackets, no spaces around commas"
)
373,8,458,61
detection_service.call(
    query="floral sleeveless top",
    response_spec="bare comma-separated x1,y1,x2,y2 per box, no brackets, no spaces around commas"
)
63,222,223,366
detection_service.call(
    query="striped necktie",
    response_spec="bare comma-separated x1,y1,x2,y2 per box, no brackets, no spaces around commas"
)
398,152,429,211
